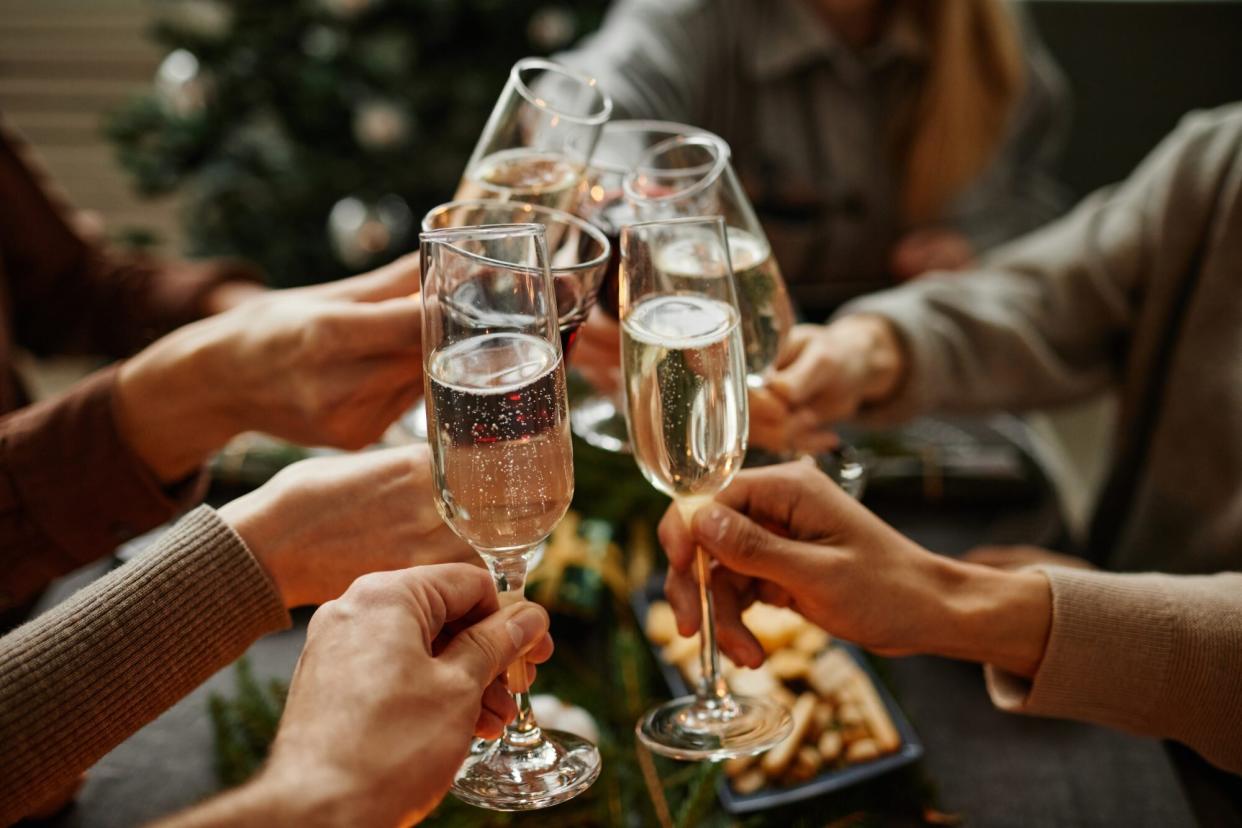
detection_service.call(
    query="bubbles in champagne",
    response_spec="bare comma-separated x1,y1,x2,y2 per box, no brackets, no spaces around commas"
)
655,228,794,385
455,148,583,212
427,332,573,555
621,294,747,501
726,228,795,384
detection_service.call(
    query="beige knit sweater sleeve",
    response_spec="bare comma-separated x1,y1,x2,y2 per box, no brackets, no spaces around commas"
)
0,506,290,824
985,567,1242,774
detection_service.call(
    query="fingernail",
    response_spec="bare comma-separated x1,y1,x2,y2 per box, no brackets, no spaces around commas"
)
506,605,545,650
697,506,729,543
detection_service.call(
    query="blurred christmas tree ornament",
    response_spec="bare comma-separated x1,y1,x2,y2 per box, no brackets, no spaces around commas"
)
155,49,211,118
319,0,374,20
327,194,412,270
301,25,345,60
154,0,232,39
528,6,577,50
353,98,411,152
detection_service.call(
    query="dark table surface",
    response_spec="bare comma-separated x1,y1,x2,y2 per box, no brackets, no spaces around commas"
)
30,491,1206,828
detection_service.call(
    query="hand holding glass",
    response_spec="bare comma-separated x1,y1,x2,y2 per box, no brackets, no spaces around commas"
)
420,223,600,809
619,216,793,760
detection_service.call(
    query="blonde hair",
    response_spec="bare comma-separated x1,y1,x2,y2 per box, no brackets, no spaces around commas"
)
900,0,1026,225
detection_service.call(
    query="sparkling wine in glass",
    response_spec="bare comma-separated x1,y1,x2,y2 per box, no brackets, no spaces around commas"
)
625,134,795,388
454,58,612,212
568,120,712,453
620,216,793,761
421,222,601,810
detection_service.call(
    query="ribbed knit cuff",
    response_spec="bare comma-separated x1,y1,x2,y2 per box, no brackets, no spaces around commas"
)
984,567,1175,733
0,506,289,823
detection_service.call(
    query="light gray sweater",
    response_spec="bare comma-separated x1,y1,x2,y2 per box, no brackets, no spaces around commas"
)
845,105,1242,771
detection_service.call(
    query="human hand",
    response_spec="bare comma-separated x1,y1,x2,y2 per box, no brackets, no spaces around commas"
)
567,305,622,397
116,254,424,482
218,445,475,608
158,564,553,827
763,316,905,434
660,461,1051,678
890,228,975,281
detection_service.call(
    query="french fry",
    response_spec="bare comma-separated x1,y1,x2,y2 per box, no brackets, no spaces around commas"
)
644,602,678,646
792,625,831,655
845,738,880,763
661,633,699,668
847,675,901,753
767,649,812,681
732,767,767,795
728,665,781,698
807,648,857,697
788,745,823,783
836,702,868,742
741,603,806,652
760,693,816,777
818,730,844,762
808,701,834,741
724,754,756,778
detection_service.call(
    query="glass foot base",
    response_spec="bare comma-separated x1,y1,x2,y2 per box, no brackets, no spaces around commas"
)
637,694,793,762
569,395,631,453
452,729,601,811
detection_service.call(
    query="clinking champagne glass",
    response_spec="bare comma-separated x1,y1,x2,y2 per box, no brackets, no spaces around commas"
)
626,136,866,490
620,216,793,760
455,57,612,210
568,120,713,453
423,200,610,356
420,223,601,810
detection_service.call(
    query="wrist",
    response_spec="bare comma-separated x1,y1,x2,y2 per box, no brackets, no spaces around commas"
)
115,321,239,483
832,314,906,405
934,559,1052,678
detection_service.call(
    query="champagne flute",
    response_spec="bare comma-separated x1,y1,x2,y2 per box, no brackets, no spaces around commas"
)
455,57,612,211
627,136,866,486
568,120,713,453
421,222,601,810
620,216,793,760
423,199,610,356
625,134,795,388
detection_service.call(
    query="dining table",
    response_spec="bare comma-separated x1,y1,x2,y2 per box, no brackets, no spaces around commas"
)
27,420,1220,828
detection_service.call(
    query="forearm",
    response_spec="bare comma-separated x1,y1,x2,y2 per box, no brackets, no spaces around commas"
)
151,772,354,828
114,316,239,483
0,507,289,824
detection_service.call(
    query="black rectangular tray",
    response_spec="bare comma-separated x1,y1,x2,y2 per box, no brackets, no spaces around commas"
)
631,578,923,814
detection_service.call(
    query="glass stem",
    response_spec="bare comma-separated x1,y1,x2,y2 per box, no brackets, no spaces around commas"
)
486,551,543,749
694,543,731,706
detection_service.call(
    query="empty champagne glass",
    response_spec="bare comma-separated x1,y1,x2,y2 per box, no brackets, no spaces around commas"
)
421,222,601,809
424,200,610,355
568,120,712,453
455,57,612,211
620,216,793,760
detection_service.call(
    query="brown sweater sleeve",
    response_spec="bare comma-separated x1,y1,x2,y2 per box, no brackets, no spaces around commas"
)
0,364,208,611
0,121,261,359
0,506,290,824
984,567,1242,774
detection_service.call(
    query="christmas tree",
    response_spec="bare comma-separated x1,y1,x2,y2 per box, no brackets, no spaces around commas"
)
108,0,607,288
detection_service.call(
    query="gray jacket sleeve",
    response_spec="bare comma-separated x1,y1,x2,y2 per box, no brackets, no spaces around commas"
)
842,107,1241,421
554,0,722,122
945,7,1073,251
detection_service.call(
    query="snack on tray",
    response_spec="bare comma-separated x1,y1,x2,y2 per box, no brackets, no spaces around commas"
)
644,600,902,793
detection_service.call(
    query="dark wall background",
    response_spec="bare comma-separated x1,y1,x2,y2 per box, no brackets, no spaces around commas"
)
1026,0,1242,198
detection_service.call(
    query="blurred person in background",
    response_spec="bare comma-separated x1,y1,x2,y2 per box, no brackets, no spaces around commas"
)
557,0,1069,317
755,104,1242,580
0,120,436,625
